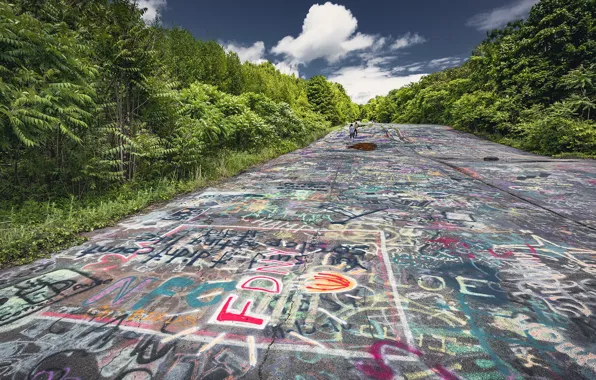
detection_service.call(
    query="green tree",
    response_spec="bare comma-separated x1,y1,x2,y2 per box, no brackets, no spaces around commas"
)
0,0,354,203
225,51,244,95
562,64,596,119
307,76,339,124
366,0,596,156
0,2,96,196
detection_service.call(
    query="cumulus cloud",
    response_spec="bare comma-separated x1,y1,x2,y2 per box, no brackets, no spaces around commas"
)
137,0,166,24
270,2,429,89
271,2,377,64
391,33,427,50
223,41,267,63
274,61,300,77
329,64,426,104
467,0,539,31
341,33,377,52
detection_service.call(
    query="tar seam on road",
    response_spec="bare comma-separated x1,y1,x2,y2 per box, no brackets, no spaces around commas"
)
394,127,596,234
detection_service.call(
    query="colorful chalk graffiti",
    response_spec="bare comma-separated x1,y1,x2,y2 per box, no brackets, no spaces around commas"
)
0,124,595,379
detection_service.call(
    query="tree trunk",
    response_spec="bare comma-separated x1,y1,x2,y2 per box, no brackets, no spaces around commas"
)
13,149,19,187
116,82,124,180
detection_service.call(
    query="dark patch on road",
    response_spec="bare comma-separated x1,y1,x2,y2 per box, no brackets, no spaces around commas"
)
348,142,377,151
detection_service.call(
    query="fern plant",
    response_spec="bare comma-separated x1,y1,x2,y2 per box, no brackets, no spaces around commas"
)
0,2,96,198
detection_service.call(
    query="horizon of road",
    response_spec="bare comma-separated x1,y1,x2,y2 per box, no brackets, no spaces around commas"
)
1,124,595,379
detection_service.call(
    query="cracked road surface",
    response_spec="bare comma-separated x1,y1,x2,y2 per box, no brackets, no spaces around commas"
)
1,124,596,379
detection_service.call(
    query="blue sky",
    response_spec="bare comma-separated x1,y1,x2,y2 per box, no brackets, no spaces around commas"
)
138,0,539,103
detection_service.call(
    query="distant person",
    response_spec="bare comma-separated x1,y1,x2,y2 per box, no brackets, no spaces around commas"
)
349,123,355,139
354,121,359,137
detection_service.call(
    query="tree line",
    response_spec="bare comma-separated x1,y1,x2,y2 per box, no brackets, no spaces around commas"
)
0,0,359,202
361,0,596,156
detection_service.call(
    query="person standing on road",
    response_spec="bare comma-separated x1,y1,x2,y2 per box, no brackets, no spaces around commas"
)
354,121,359,137
349,123,355,139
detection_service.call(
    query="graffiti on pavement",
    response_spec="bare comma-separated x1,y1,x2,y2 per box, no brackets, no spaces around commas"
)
1,124,595,379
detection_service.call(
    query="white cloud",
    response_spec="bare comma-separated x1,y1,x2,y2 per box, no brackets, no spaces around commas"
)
271,2,377,64
428,57,463,69
341,33,376,52
328,65,426,104
366,56,394,66
274,61,300,77
467,0,539,31
407,65,424,72
137,0,166,24
223,41,267,63
391,33,427,50
326,53,468,104
372,37,387,51
269,2,429,88
429,57,458,67
222,41,300,76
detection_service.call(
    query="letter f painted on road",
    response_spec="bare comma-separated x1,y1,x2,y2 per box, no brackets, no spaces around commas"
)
208,295,269,329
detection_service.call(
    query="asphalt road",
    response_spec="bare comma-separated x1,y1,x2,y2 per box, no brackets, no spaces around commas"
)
1,124,596,380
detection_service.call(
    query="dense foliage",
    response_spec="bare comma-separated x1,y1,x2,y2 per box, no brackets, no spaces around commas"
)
0,0,358,265
0,0,356,202
361,0,596,156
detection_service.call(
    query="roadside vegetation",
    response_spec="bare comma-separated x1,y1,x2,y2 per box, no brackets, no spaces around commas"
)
0,0,357,266
361,0,596,157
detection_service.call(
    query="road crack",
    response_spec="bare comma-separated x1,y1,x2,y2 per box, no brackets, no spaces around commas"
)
257,149,342,378
257,231,319,379
385,125,596,233
434,158,596,233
